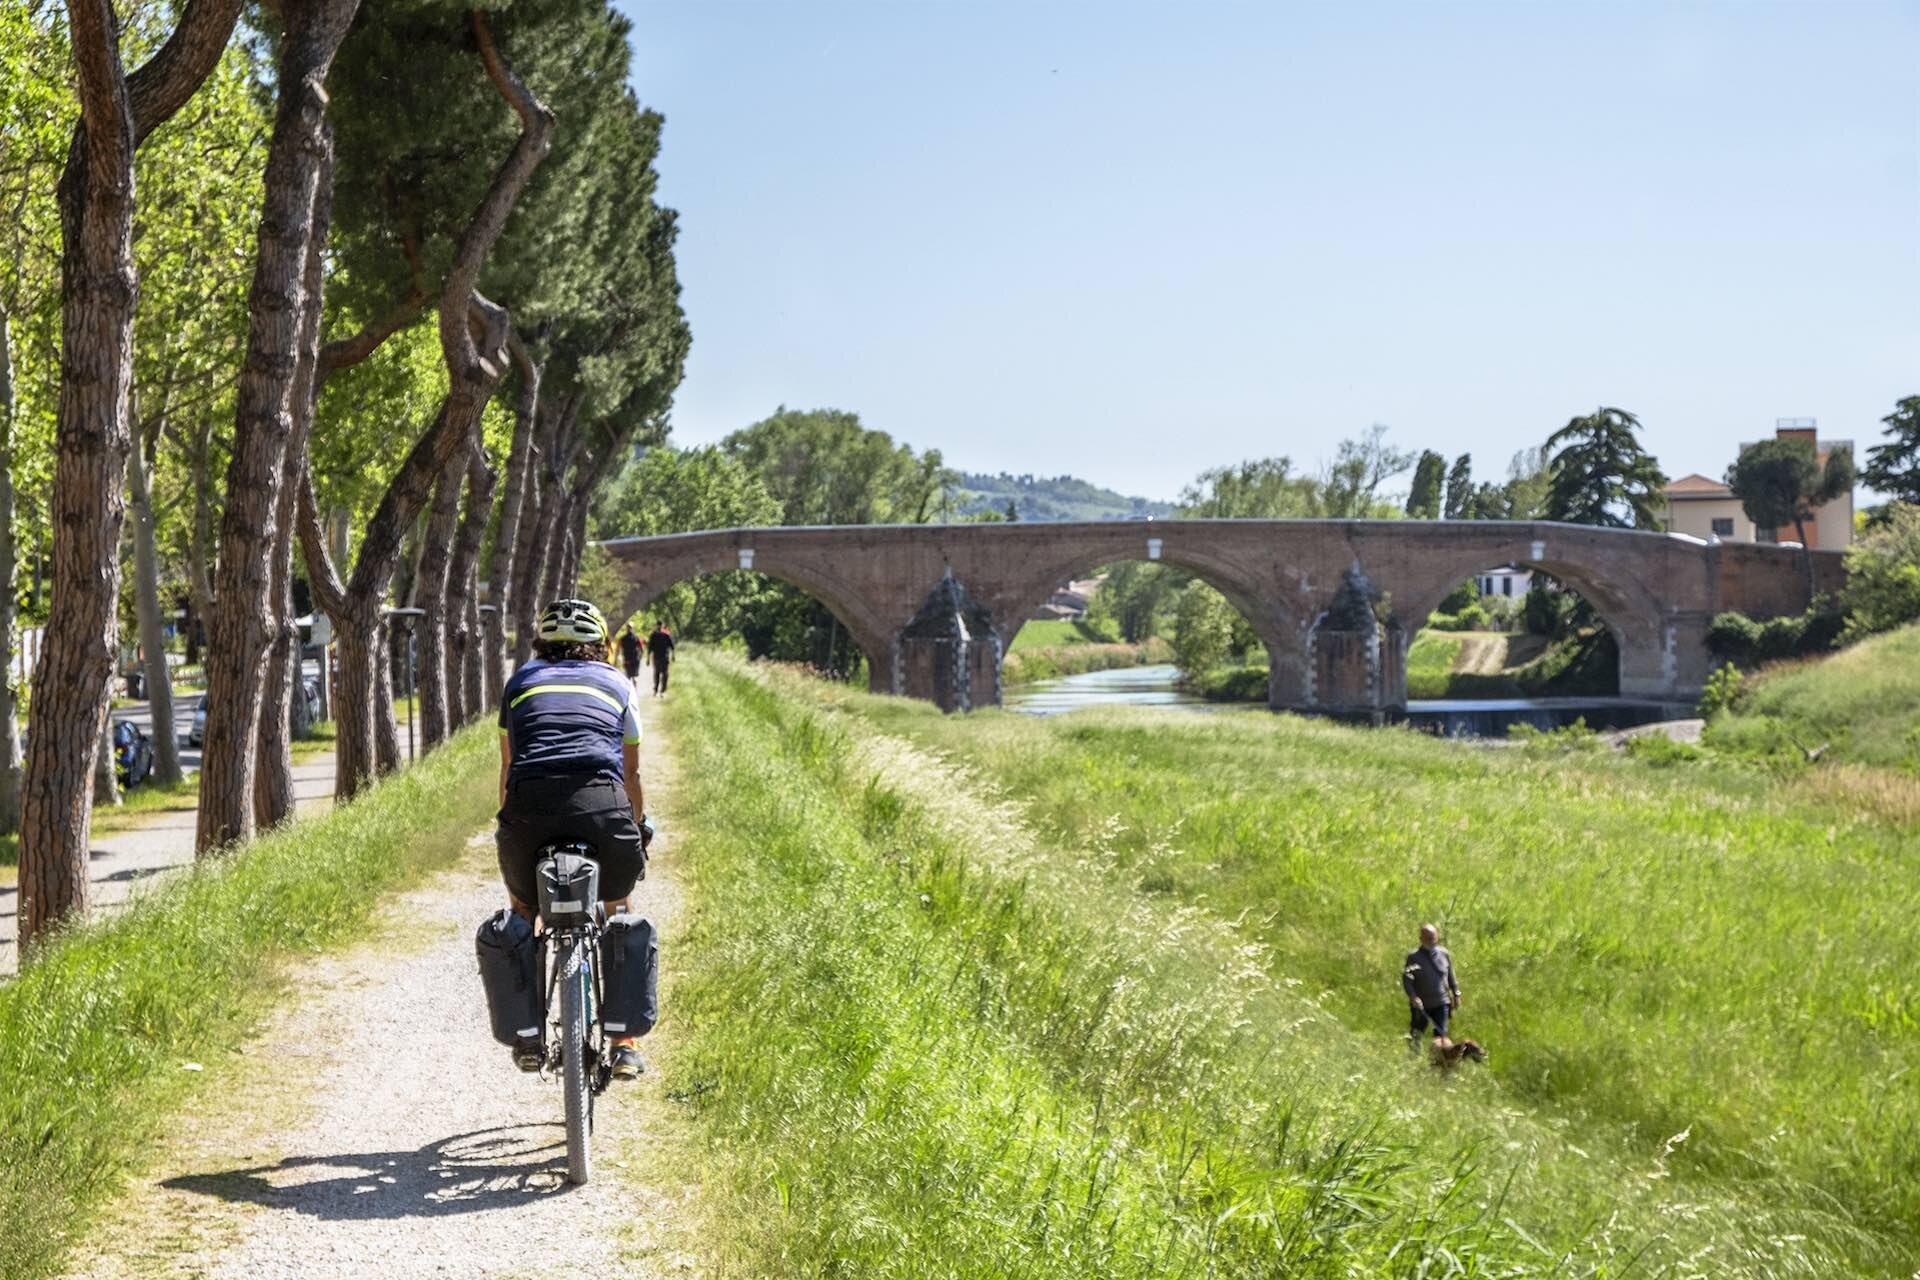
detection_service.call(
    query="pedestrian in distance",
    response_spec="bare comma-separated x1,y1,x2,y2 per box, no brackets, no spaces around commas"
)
618,622,643,683
1402,922,1461,1053
646,620,675,696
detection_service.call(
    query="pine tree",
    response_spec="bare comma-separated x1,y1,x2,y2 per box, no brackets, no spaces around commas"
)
1543,408,1667,529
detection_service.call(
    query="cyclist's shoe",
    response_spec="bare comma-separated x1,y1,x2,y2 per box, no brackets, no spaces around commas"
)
511,1035,543,1074
609,1042,646,1080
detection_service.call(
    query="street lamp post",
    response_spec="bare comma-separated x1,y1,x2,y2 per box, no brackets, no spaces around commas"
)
385,606,424,764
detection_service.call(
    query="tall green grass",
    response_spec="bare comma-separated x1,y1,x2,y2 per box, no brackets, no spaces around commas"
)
1708,623,1920,769
1002,637,1172,686
830,684,1920,1266
1404,630,1462,699
664,653,1905,1276
0,725,497,1280
1009,618,1117,650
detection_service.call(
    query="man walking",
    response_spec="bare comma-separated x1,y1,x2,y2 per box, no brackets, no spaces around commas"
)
646,621,676,696
618,623,643,683
1402,923,1461,1051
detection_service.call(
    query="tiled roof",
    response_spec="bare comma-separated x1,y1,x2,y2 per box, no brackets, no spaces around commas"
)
1665,473,1731,497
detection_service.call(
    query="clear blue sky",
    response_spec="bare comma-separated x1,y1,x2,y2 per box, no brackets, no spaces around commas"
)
615,0,1918,502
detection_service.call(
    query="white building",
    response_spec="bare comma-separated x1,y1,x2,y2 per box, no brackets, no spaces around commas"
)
1472,565,1533,599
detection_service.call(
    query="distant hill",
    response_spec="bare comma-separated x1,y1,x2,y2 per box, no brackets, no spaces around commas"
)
953,471,1177,522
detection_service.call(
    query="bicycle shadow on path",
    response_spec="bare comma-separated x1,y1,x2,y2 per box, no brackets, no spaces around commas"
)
161,1123,579,1222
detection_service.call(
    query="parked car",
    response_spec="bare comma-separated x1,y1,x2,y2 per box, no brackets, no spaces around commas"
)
113,719,154,788
189,695,207,747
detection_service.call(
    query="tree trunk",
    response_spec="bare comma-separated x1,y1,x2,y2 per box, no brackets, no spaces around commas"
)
450,439,496,724
511,393,576,666
0,309,23,837
198,1,356,853
252,532,297,828
94,694,120,808
412,454,462,751
126,436,183,785
329,612,378,799
486,333,539,697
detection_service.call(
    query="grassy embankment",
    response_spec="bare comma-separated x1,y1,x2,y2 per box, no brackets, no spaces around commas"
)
1708,623,1920,770
1002,617,1172,685
0,724,497,1280
664,651,1917,1276
1404,628,1613,701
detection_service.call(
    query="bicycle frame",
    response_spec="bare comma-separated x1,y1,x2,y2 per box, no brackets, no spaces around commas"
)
535,922,612,1092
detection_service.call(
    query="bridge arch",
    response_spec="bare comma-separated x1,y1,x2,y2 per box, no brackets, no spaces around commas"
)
600,533,897,681
1363,523,1705,703
995,545,1305,706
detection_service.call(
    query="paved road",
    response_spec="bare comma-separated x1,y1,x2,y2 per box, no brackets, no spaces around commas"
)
0,748,336,978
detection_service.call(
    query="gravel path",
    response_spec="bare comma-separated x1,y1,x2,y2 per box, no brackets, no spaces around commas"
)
68,700,699,1279
0,751,336,978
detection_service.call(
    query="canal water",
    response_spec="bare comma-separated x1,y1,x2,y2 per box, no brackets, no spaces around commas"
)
1004,664,1210,715
1006,663,1688,736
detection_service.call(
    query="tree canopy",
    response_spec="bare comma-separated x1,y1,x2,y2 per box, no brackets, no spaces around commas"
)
1544,407,1666,529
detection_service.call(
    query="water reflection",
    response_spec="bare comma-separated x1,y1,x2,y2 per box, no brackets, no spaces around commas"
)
1005,664,1207,715
1006,663,1689,736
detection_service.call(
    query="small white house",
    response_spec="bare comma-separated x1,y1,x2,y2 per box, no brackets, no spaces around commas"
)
1472,565,1533,599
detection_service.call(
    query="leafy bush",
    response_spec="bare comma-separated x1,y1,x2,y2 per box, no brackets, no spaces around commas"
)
1436,581,1476,615
1698,663,1744,719
1754,614,1807,662
1707,612,1762,662
1427,601,1494,632
1842,502,1920,641
1707,601,1844,666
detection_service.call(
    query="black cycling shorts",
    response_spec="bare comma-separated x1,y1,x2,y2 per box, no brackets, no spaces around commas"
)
496,772,645,906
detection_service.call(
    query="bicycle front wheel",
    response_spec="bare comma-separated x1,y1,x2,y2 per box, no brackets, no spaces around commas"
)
559,933,593,1185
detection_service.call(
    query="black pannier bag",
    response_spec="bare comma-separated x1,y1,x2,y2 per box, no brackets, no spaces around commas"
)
536,850,600,928
599,913,659,1037
475,909,542,1046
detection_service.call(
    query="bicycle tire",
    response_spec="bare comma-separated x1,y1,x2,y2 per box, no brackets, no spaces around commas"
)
560,933,592,1185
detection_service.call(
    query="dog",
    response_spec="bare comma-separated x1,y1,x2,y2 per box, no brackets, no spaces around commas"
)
1430,1036,1487,1071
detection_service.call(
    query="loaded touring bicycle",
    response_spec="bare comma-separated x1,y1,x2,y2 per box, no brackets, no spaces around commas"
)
477,842,659,1185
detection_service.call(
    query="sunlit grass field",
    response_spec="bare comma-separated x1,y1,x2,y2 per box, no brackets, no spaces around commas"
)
664,651,1919,1276
1709,623,1920,769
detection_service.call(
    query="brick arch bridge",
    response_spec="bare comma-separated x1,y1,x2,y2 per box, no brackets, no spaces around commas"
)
597,520,1841,716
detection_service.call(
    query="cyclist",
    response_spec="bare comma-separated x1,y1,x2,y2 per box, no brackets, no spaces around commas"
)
497,598,652,1079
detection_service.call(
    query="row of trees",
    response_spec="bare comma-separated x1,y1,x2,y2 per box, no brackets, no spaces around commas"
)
4,0,688,951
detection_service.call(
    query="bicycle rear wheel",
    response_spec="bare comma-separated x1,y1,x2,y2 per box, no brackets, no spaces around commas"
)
559,933,593,1185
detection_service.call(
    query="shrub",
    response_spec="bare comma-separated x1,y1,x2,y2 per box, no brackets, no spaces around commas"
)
1698,663,1744,719
1842,502,1920,641
1707,612,1761,662
1436,581,1476,615
1754,614,1807,662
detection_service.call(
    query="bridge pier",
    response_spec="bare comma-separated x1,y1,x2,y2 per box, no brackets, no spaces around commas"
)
1616,611,1712,702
